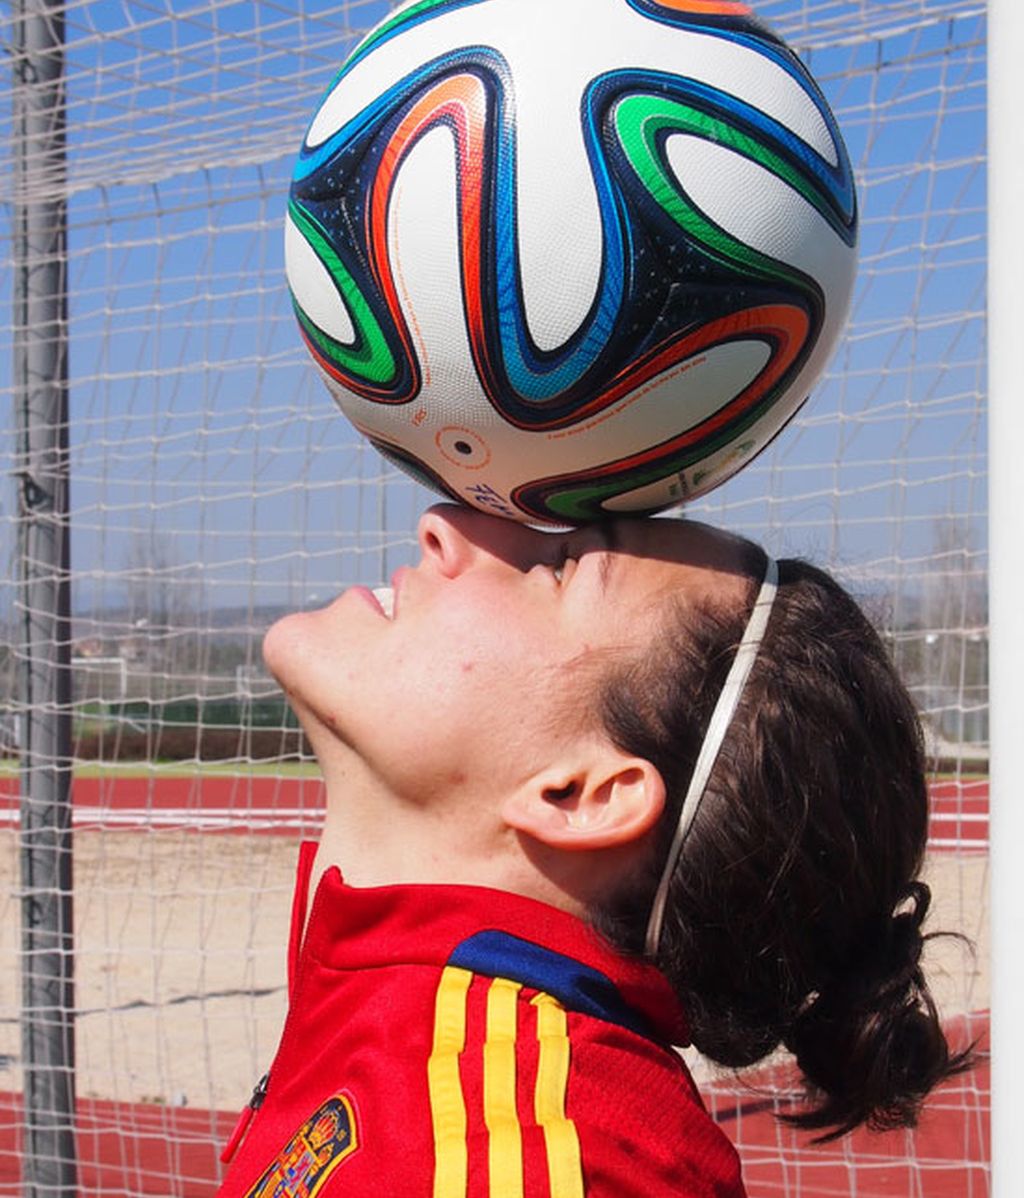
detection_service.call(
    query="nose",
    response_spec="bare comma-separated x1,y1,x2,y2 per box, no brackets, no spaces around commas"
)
416,504,549,577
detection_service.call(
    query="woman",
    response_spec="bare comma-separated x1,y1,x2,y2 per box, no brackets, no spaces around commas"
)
217,504,965,1198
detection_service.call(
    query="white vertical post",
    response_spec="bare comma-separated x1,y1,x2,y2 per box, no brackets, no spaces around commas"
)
989,2,1024,1195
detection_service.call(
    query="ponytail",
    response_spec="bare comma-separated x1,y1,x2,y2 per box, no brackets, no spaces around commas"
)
784,881,966,1138
592,556,972,1139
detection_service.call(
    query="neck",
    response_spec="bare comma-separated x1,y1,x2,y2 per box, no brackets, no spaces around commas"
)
308,750,588,921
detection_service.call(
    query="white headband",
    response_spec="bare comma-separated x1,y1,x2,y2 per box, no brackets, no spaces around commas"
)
644,556,779,958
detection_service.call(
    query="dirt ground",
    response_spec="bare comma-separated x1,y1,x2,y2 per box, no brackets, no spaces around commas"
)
0,830,990,1112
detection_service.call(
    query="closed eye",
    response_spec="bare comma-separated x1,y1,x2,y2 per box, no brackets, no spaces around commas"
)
552,540,575,583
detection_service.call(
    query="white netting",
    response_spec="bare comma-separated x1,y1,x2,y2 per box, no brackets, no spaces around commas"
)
0,1,988,1194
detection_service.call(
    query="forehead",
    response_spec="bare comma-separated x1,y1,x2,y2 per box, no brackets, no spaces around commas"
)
605,515,751,569
585,516,754,614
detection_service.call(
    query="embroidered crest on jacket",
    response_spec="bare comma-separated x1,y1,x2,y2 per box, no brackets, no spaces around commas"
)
244,1094,358,1198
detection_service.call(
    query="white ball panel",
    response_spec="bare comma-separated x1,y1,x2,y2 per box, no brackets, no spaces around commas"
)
665,133,856,405
384,125,483,407
284,213,356,345
619,6,837,168
506,32,605,351
674,381,810,498
664,134,855,302
538,340,773,468
460,340,770,486
309,0,836,164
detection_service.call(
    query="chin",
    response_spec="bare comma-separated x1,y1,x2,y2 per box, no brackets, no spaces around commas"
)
262,610,310,690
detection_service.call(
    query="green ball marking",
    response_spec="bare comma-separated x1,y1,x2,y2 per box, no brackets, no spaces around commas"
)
613,93,826,290
545,411,774,522
288,200,397,387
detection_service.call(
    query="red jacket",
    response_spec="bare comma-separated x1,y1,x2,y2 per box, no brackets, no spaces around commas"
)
217,842,747,1198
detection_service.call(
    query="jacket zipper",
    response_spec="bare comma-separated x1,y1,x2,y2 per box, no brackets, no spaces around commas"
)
220,862,327,1167
220,1071,270,1165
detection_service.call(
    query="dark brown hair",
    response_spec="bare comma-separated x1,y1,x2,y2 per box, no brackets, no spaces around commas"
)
592,553,971,1140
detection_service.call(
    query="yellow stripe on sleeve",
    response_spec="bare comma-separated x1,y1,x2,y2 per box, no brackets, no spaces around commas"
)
483,977,524,1198
531,994,584,1198
429,966,473,1198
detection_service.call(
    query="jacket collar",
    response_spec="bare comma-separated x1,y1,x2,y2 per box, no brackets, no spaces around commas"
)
291,841,689,1048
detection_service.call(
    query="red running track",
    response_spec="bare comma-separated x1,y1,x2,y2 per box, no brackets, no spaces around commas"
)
0,775,992,850
704,1011,989,1198
0,1014,988,1197
0,1093,236,1198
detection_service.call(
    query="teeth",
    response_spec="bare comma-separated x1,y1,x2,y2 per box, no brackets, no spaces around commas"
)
372,587,394,618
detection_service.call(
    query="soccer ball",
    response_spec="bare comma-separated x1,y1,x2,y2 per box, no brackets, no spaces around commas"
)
286,0,857,525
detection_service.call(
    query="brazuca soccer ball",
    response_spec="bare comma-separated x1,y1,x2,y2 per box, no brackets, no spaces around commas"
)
286,0,857,525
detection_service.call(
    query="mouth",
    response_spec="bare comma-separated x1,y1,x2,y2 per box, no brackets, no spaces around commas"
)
372,586,395,619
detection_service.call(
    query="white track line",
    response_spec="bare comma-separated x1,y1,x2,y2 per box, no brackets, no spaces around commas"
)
0,806,989,846
0,806,324,830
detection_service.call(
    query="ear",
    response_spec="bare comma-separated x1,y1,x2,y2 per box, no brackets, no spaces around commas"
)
501,746,666,852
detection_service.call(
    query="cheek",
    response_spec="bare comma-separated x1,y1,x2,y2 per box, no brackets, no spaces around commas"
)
393,630,530,722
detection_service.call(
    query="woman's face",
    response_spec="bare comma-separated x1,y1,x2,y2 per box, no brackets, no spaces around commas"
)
263,504,751,802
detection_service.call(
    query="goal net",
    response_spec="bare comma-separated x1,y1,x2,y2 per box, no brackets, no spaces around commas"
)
0,0,988,1194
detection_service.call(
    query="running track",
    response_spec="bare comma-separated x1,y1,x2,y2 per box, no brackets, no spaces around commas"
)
0,775,992,850
0,1013,989,1197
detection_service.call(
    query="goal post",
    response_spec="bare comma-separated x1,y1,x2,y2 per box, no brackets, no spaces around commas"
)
11,0,75,1194
988,0,1024,1194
